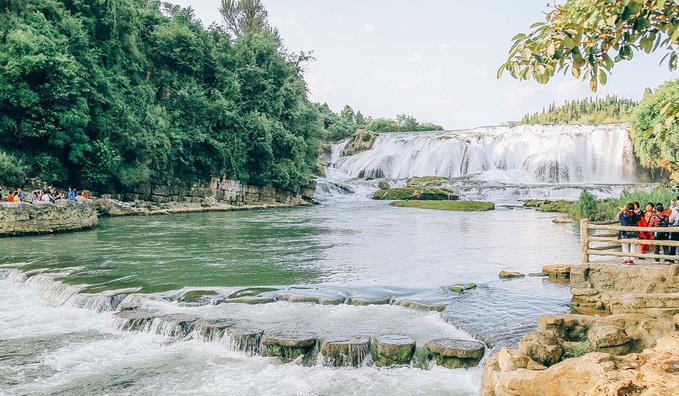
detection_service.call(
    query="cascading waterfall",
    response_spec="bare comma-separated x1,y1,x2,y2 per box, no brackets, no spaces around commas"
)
331,124,637,184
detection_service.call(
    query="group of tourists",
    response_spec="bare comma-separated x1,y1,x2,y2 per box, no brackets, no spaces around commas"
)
618,197,679,264
1,187,90,204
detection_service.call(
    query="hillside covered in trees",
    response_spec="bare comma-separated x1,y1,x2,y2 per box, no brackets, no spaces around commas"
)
520,96,639,125
0,0,441,191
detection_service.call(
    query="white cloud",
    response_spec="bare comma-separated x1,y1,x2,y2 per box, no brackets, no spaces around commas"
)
407,53,422,64
363,23,376,32
439,42,450,49
503,84,538,108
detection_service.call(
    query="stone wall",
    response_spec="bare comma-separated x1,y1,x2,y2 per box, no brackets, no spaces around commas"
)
0,201,97,236
107,177,315,206
571,263,679,318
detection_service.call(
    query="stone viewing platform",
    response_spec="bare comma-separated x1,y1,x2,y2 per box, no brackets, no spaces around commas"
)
0,201,97,236
482,262,679,396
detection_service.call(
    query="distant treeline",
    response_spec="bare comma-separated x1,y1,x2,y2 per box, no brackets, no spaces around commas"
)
0,0,441,191
318,104,443,142
520,95,639,125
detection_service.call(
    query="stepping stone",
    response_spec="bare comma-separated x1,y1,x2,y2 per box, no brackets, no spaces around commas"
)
449,283,477,293
393,299,448,312
225,326,264,355
193,318,237,340
276,289,346,305
261,331,318,360
321,336,371,367
499,271,525,279
542,265,572,278
425,338,486,368
371,335,416,366
347,297,391,306
154,314,198,338
224,296,276,304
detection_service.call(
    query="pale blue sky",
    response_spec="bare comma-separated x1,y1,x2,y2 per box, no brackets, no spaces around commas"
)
170,0,677,129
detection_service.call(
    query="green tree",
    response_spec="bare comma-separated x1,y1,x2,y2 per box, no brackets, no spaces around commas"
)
498,0,678,91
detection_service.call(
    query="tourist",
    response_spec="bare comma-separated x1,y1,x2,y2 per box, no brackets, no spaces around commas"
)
16,188,24,201
67,188,77,201
6,192,14,202
669,197,679,259
41,190,53,203
12,192,20,203
649,203,672,262
81,191,89,200
637,203,655,255
618,203,639,265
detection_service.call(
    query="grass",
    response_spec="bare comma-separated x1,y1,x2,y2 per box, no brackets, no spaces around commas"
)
390,200,495,211
372,186,453,200
523,199,576,213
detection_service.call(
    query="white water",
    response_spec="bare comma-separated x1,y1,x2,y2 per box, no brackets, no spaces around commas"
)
332,124,637,184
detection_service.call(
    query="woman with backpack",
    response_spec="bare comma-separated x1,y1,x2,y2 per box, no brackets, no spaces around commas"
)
618,203,640,265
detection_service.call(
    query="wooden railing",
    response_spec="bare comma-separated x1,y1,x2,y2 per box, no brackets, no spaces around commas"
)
580,219,679,263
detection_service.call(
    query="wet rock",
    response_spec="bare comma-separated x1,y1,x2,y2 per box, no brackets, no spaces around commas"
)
518,330,563,367
449,283,477,293
193,318,237,340
225,326,263,355
347,296,391,306
321,336,371,367
155,313,198,337
552,215,574,224
276,289,346,305
178,290,222,306
541,264,571,278
112,309,159,331
498,271,525,279
497,348,529,371
260,331,317,360
392,299,448,312
371,335,416,366
227,287,278,299
426,338,485,368
116,293,169,311
224,296,276,304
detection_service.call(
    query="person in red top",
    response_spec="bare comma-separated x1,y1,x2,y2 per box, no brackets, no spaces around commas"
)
81,191,89,200
6,192,13,202
637,202,654,254
649,203,673,262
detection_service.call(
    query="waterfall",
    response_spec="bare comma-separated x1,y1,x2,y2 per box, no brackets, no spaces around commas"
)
330,124,637,184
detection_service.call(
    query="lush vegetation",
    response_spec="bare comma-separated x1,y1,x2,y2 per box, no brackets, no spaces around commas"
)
498,0,677,91
0,0,328,192
520,96,638,124
372,186,454,200
630,79,679,181
390,200,495,211
319,104,443,142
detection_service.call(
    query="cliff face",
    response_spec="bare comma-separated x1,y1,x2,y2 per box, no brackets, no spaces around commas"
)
482,263,679,396
0,201,97,236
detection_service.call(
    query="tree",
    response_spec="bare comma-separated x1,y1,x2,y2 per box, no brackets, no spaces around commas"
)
498,0,678,92
219,0,279,41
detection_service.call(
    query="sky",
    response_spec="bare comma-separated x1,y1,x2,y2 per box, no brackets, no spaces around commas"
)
169,0,677,129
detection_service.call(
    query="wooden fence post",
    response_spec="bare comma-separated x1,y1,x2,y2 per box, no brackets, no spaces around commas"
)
580,218,590,263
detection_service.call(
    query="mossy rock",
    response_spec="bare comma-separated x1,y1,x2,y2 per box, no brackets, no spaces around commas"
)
377,180,391,190
449,283,477,293
344,129,379,156
321,337,371,367
371,335,416,366
425,338,485,369
406,176,448,186
523,199,575,213
260,331,318,361
390,200,494,211
372,186,455,201
179,290,220,304
227,287,278,298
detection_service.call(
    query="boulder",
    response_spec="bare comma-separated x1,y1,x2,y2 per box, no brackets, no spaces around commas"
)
541,264,571,278
588,325,630,349
499,271,525,279
426,338,485,368
482,332,679,396
518,330,563,367
371,335,416,366
260,331,317,360
321,336,371,367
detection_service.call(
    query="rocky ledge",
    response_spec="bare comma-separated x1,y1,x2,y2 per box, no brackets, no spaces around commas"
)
482,263,679,396
0,201,97,236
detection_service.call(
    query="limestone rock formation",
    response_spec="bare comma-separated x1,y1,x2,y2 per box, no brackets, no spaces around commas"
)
0,201,97,235
371,335,416,366
499,271,525,279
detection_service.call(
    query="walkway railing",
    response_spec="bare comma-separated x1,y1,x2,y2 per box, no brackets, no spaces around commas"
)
580,219,679,263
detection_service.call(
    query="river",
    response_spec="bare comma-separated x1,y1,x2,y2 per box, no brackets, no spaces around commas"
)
0,124,640,395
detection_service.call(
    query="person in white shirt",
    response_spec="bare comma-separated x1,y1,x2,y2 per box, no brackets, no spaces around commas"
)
669,198,679,259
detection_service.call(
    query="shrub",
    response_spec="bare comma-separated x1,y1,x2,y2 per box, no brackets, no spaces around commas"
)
0,150,28,187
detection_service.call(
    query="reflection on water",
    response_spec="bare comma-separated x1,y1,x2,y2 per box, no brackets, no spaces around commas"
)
0,195,581,395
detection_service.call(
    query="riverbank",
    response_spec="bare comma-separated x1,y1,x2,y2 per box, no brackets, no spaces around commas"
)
0,201,97,236
482,262,679,395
